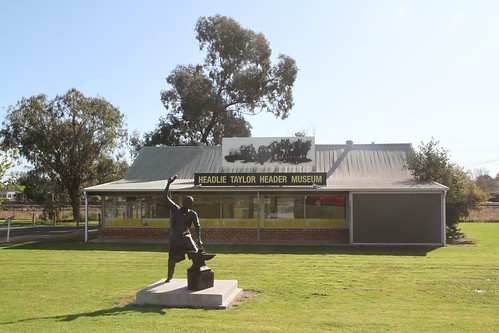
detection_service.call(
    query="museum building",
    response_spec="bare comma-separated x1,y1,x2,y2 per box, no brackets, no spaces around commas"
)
84,137,448,246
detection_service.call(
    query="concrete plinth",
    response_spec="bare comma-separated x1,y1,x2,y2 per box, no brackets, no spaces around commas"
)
134,279,242,309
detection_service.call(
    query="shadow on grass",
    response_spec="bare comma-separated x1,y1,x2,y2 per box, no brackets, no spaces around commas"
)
0,304,168,326
1,241,439,256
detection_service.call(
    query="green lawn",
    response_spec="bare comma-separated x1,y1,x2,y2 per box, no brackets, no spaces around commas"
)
0,223,497,332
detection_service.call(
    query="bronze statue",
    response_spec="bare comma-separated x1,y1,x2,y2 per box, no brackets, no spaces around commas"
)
163,175,202,282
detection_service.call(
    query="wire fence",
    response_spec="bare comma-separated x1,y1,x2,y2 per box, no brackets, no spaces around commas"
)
0,203,101,223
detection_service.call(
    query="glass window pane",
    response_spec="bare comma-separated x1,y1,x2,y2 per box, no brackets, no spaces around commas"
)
221,195,257,227
305,195,347,228
143,197,169,218
265,195,305,228
222,195,257,219
193,195,220,219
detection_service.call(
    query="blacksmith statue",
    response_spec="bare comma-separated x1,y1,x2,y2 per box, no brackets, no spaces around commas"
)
164,175,202,282
164,176,215,289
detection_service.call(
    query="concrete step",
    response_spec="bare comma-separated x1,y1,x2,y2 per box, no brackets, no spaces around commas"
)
134,278,242,309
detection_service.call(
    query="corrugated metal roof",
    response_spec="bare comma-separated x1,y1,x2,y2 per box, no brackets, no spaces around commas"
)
85,143,448,193
124,146,222,180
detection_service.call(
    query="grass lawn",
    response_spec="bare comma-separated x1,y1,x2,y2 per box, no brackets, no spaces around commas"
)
0,222,497,332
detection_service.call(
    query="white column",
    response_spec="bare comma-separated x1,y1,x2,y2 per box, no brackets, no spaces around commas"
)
441,191,447,246
348,192,354,245
84,191,88,243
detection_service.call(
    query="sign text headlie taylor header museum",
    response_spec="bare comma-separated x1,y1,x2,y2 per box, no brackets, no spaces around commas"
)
194,172,327,186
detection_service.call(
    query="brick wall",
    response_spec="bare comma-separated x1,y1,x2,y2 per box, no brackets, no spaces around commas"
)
98,227,349,244
98,228,168,239
202,228,257,241
260,228,348,241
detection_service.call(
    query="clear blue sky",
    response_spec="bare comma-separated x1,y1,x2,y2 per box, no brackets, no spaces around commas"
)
1,0,498,176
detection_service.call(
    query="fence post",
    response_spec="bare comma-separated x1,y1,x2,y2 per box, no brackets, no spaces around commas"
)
84,192,88,242
6,216,15,243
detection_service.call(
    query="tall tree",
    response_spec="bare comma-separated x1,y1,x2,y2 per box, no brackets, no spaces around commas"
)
475,174,495,192
0,149,18,208
406,138,489,239
152,15,297,146
0,149,17,182
1,88,127,223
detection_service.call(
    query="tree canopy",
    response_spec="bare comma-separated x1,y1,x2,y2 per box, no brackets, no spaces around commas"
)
474,172,499,193
147,15,298,146
406,138,489,238
0,88,128,222
0,149,17,183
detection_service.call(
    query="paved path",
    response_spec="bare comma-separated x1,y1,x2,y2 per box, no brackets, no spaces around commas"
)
0,226,98,244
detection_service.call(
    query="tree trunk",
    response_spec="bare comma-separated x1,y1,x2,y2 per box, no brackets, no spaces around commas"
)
69,187,81,226
201,110,221,144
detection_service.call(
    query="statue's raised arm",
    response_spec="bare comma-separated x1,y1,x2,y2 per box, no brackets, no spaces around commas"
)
164,175,178,208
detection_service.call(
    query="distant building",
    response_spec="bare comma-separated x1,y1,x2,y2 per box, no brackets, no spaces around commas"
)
85,138,448,246
0,188,22,202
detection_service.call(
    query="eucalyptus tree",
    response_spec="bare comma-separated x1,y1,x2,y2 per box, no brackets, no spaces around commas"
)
1,88,127,223
406,138,489,238
0,149,16,182
150,15,298,146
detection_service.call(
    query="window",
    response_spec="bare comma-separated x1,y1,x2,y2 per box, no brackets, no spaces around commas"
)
102,196,169,227
190,195,258,227
305,195,347,228
264,196,306,228
221,195,257,227
264,195,347,228
101,193,347,229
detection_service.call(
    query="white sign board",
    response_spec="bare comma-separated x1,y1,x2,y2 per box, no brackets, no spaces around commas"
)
222,137,315,167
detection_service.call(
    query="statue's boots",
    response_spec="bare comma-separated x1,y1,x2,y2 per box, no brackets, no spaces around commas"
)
165,260,175,282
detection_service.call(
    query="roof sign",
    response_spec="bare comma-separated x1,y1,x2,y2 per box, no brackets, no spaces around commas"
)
222,137,315,167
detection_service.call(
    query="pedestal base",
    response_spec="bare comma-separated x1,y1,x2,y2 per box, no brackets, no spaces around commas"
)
134,279,242,309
